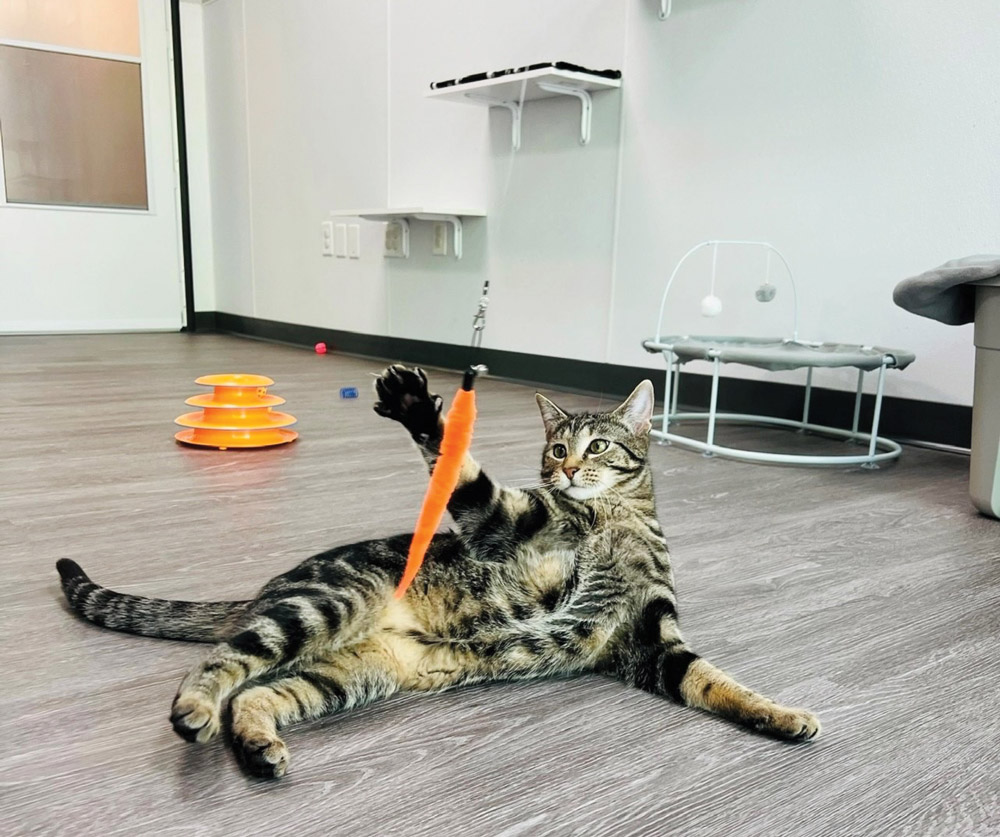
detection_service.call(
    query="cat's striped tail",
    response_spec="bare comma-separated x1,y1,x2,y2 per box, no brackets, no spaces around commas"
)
56,559,249,643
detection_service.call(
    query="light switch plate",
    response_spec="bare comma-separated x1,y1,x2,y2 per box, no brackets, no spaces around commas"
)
321,221,334,256
347,224,361,259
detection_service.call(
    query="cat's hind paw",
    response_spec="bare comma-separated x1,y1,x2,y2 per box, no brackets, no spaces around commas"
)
170,694,221,744
373,365,443,440
234,734,291,779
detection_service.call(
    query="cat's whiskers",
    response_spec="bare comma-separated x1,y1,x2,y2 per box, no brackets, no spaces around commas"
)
507,478,549,489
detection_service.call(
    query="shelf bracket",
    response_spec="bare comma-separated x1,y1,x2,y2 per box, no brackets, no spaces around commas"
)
536,81,593,145
464,94,522,151
413,213,464,259
659,0,673,20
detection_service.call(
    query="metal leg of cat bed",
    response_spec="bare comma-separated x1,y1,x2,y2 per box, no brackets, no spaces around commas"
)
653,351,901,467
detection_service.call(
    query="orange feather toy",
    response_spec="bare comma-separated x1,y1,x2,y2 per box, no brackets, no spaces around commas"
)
394,366,484,599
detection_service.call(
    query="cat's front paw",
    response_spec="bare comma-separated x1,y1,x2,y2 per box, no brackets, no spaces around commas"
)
768,706,821,742
170,693,221,744
373,365,443,441
234,734,291,779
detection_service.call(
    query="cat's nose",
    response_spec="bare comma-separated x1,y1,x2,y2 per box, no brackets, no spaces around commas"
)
563,466,579,480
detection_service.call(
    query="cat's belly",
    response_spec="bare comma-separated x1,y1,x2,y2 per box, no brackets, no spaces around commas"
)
368,597,479,691
511,548,577,607
355,549,616,690
363,586,581,690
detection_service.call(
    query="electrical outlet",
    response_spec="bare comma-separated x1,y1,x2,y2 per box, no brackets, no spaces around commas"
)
432,222,449,256
321,221,334,256
334,223,347,258
347,224,361,259
383,219,409,258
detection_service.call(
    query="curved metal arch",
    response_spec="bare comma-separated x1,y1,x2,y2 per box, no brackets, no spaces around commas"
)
654,240,800,343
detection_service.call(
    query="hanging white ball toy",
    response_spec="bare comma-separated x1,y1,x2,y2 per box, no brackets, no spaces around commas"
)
701,294,723,317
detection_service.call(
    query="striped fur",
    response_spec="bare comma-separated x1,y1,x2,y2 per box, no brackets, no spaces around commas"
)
57,560,248,642
56,366,819,779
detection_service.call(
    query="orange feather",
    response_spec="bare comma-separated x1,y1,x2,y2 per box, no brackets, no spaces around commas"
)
394,386,477,599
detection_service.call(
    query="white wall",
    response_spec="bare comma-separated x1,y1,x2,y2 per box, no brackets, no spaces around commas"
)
201,0,1000,406
202,0,254,318
385,0,625,358
611,0,999,406
202,0,389,332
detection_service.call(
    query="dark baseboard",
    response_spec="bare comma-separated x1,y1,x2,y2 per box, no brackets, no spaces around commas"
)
195,311,972,449
193,311,218,332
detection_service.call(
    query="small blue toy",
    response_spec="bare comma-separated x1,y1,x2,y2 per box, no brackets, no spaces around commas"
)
340,387,359,399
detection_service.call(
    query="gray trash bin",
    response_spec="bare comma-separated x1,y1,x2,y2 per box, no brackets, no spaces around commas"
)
894,257,1000,518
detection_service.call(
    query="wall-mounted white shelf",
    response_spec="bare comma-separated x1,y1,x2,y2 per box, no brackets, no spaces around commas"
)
427,67,621,150
330,208,485,259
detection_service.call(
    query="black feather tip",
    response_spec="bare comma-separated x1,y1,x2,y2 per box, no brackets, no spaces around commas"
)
56,558,88,583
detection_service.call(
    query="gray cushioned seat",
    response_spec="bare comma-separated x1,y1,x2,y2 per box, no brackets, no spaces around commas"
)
893,255,1000,518
643,336,915,373
892,255,1000,325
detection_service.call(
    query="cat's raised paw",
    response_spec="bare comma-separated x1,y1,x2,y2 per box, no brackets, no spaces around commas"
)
373,365,443,439
170,694,221,744
235,735,291,779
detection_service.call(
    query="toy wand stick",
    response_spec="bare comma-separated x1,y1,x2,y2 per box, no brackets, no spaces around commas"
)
395,365,486,599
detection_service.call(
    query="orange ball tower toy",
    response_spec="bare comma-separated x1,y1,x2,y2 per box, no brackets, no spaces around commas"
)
174,374,298,450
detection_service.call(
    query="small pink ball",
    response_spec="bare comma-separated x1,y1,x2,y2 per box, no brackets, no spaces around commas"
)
314,342,327,354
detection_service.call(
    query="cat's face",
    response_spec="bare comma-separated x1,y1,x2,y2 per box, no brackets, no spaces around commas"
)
535,381,654,501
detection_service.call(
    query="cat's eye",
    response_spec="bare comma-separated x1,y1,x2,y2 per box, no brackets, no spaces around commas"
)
551,444,567,459
587,439,610,455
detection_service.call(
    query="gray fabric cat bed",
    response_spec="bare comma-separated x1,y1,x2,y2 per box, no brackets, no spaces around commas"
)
893,255,1000,518
656,336,915,373
643,240,916,468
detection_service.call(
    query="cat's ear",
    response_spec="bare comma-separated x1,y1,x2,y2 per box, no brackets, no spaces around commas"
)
535,393,568,435
612,380,654,435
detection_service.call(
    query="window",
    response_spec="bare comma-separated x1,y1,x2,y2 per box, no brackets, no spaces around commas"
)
0,0,146,209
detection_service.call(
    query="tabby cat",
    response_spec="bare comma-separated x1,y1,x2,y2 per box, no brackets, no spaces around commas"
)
56,365,820,779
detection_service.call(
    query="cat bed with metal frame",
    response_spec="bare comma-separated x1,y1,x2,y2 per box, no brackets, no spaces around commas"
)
642,241,916,468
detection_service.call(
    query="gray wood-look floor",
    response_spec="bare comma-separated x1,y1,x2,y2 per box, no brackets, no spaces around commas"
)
3,333,999,837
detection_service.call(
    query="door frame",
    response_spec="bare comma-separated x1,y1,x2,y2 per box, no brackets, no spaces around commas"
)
169,0,196,331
